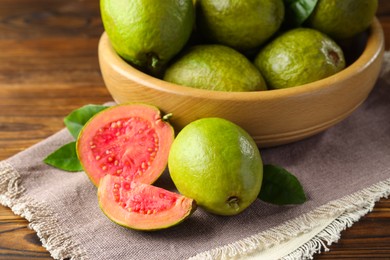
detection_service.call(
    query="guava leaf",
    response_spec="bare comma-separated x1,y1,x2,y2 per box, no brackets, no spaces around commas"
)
283,0,318,26
44,141,83,172
64,104,108,139
259,164,306,205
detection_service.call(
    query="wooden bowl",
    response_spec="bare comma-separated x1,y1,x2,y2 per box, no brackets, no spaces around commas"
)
98,18,384,147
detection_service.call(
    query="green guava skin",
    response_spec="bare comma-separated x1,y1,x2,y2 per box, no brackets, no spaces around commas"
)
168,118,263,216
307,0,378,40
100,0,195,76
196,0,285,52
254,28,346,89
163,44,267,92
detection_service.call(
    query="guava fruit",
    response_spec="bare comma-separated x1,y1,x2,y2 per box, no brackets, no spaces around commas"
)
100,0,195,77
168,117,263,216
196,0,285,52
77,103,174,186
98,175,196,230
306,0,378,40
254,28,346,89
163,44,267,92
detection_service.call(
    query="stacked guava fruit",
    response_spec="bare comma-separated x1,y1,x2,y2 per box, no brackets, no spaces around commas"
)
101,0,378,91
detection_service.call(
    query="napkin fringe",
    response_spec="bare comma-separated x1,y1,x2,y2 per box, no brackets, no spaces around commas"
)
283,178,390,260
190,174,390,260
0,161,89,260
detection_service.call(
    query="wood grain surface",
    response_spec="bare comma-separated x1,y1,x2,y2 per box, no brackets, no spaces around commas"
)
0,0,389,259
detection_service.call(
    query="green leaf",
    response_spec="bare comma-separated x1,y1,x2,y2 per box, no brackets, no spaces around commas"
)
258,164,306,205
44,104,109,172
283,0,318,26
64,104,108,139
44,141,83,172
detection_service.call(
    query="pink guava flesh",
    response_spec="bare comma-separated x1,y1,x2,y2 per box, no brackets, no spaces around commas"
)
77,104,174,186
98,175,196,230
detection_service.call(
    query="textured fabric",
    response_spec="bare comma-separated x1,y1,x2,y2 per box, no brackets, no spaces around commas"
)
1,53,390,260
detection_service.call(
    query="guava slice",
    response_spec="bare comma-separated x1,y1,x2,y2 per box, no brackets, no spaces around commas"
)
77,103,174,186
98,175,196,230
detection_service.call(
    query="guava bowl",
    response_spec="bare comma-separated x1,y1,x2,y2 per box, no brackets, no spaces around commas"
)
98,18,384,147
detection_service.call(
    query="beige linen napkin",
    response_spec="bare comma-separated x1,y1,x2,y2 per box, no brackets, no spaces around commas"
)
1,52,390,260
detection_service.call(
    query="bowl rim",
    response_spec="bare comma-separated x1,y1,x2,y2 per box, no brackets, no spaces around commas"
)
101,17,384,101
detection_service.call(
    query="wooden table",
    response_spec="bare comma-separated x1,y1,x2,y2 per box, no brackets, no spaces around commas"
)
0,1,389,259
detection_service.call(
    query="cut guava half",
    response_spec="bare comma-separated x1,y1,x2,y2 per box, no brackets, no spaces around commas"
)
77,103,174,186
98,175,196,230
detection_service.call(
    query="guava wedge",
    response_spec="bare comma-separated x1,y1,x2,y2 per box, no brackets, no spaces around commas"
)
77,103,174,186
98,175,196,230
